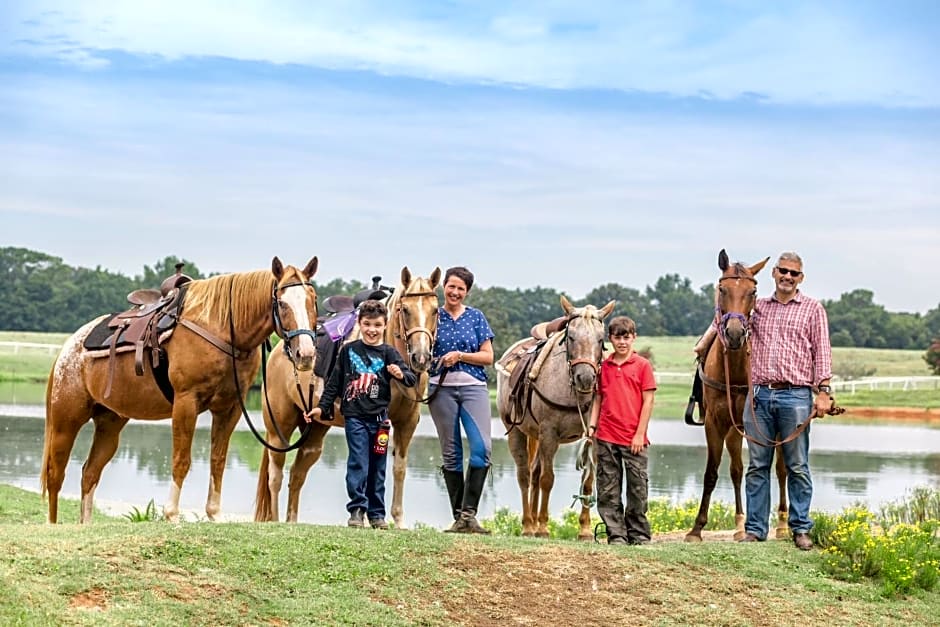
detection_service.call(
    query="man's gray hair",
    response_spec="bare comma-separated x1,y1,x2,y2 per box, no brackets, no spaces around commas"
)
778,251,803,266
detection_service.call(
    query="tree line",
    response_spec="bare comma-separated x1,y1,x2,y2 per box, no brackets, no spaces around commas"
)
2,247,939,363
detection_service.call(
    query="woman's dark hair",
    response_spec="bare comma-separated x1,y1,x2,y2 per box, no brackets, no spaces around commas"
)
358,299,388,322
444,266,475,291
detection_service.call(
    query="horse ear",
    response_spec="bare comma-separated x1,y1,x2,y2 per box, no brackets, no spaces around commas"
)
599,300,617,319
272,256,285,279
718,249,729,271
560,294,575,316
750,256,771,276
400,266,412,287
430,267,442,288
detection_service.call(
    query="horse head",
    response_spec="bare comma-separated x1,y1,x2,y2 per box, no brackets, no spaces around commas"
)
715,249,768,351
560,295,616,394
271,256,319,371
390,266,441,372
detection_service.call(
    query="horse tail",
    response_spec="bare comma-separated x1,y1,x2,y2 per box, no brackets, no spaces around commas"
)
254,450,274,522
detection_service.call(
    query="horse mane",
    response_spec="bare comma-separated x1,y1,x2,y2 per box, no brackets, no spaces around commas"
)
724,262,755,280
182,270,273,331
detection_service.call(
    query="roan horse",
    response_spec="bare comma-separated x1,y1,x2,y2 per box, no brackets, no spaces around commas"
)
684,249,789,542
41,257,319,523
254,266,440,527
496,295,615,538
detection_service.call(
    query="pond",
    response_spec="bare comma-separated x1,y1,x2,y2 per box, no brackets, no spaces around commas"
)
2,400,938,529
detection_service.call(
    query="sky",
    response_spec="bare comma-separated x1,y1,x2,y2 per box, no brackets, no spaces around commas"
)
1,1,938,314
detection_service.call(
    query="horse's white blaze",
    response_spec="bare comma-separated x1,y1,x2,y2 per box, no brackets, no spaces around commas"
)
281,284,315,355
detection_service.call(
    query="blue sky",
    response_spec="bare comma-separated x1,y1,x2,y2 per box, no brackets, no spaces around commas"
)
1,1,938,313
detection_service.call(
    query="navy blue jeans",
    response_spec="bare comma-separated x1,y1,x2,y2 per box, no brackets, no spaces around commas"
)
743,386,814,539
344,414,388,520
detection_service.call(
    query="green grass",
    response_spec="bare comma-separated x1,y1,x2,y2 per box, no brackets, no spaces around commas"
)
1,484,937,626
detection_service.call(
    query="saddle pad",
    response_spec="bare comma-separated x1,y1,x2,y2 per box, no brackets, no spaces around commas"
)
83,314,123,350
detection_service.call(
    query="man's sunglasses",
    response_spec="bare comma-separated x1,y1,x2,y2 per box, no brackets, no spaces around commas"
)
776,267,803,277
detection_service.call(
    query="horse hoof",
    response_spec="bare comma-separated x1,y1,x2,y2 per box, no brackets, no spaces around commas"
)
577,533,593,542
522,531,537,538
775,528,791,540
684,533,703,543
535,531,550,539
732,530,746,542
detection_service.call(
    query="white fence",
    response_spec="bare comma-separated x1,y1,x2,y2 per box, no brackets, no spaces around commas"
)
831,376,940,394
0,341,61,355
653,370,939,395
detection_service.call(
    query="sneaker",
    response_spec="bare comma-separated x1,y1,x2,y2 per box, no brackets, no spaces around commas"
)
608,536,628,545
369,518,389,530
347,508,365,528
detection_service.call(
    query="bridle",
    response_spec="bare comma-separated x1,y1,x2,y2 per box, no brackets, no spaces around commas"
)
714,275,756,352
271,279,319,368
239,277,321,454
392,289,438,359
564,313,606,395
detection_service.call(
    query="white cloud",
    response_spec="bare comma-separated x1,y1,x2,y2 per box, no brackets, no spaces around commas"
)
4,0,938,106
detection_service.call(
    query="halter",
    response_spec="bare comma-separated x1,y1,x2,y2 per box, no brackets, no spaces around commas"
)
714,275,757,350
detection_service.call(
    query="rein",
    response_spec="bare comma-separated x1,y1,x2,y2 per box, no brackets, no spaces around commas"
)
230,279,319,454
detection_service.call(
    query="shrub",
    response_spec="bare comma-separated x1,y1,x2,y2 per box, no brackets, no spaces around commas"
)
123,499,159,523
924,338,940,375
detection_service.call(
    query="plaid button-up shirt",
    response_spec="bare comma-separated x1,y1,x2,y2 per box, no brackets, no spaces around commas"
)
750,291,832,387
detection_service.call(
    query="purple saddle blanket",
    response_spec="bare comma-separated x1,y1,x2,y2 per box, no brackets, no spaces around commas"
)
321,311,357,341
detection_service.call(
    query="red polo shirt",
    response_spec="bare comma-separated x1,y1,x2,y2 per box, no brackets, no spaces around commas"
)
595,353,656,446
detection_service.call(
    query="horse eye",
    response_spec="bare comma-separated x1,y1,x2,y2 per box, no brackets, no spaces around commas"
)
718,287,727,295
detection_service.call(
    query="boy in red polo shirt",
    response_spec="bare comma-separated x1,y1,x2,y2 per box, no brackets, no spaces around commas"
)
589,316,657,545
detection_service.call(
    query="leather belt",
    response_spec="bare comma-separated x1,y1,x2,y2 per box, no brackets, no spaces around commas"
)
762,382,808,390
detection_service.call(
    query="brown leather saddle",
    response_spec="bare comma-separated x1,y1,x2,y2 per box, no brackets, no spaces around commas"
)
499,337,546,427
84,264,194,401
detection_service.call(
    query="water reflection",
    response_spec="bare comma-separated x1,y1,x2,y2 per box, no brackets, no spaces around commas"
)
2,412,938,528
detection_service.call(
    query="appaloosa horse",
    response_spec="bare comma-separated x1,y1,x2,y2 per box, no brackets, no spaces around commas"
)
41,257,319,523
496,295,615,538
254,266,440,527
684,249,789,542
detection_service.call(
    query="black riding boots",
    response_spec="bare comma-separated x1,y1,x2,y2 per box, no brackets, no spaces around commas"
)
441,467,464,523
444,465,491,534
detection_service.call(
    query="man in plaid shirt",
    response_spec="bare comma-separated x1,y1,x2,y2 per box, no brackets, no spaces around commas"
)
738,252,833,550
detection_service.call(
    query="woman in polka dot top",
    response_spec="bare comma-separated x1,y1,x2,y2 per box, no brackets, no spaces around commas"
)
428,266,495,534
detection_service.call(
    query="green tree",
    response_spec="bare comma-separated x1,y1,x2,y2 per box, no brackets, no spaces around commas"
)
645,274,712,336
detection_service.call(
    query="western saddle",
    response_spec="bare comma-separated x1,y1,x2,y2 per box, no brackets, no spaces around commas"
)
92,263,194,400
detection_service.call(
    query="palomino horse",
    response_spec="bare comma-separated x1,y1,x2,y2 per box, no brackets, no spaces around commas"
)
41,257,319,523
684,249,789,542
254,266,440,527
496,295,615,538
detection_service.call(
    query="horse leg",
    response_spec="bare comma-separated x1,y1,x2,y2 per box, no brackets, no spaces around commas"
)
165,395,199,522
535,438,559,538
725,430,747,541
506,428,534,536
774,445,789,539
41,397,90,524
685,416,726,542
526,435,542,537
389,409,419,529
286,425,328,523
205,405,242,521
79,410,129,523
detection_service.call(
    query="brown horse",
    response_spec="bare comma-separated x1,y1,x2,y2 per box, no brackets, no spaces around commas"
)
41,257,319,523
254,266,441,527
496,295,616,538
684,249,789,542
